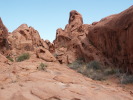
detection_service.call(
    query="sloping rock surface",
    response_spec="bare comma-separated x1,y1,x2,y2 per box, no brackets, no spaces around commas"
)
0,56,133,100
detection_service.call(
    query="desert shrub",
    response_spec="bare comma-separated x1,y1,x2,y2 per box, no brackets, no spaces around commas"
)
85,61,106,80
16,53,30,62
53,53,58,58
68,60,106,81
120,74,133,84
68,59,133,82
86,60,102,70
76,57,85,61
103,67,119,76
77,66,105,80
68,59,84,70
6,56,14,62
89,71,106,81
37,63,48,71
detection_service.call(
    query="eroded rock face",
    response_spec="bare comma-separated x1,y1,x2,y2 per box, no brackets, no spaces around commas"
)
88,6,133,72
54,10,110,65
7,24,56,62
8,24,45,51
54,6,133,71
54,10,87,64
0,18,9,54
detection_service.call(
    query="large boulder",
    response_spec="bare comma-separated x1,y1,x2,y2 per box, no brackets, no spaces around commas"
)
36,47,56,62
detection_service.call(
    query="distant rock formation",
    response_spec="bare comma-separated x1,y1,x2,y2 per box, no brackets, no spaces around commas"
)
0,19,56,62
7,24,56,62
8,24,45,51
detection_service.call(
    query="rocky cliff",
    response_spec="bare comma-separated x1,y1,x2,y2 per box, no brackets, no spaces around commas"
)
88,6,133,72
54,6,133,72
0,18,9,54
54,10,111,65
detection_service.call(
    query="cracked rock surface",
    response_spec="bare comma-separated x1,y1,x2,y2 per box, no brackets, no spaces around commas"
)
0,55,133,100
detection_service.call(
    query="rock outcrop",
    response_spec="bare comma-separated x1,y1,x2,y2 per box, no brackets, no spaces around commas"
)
88,6,133,72
0,6,133,100
8,24,46,52
36,47,56,62
6,24,56,61
54,10,111,65
0,18,9,54
54,10,89,64
54,6,133,72
0,19,56,62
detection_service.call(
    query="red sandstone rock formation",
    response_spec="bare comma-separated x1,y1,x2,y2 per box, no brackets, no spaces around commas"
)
0,18,9,54
54,10,88,63
7,24,56,62
36,47,56,62
0,19,56,62
54,10,110,65
54,6,133,71
88,6,133,72
8,24,45,51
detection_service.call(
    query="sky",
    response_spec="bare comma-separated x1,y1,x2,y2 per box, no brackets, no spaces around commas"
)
0,0,133,42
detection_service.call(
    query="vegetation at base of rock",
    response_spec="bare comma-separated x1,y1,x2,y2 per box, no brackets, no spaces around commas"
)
37,63,48,71
16,53,30,62
68,60,107,81
119,74,133,84
68,59,132,83
53,53,58,58
6,56,14,62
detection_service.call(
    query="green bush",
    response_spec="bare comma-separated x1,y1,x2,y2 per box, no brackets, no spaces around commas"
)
68,59,84,70
68,60,105,81
68,60,120,81
104,67,118,76
37,63,48,71
16,53,30,62
53,53,58,58
6,56,14,62
68,59,133,83
86,60,102,70
120,74,133,84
